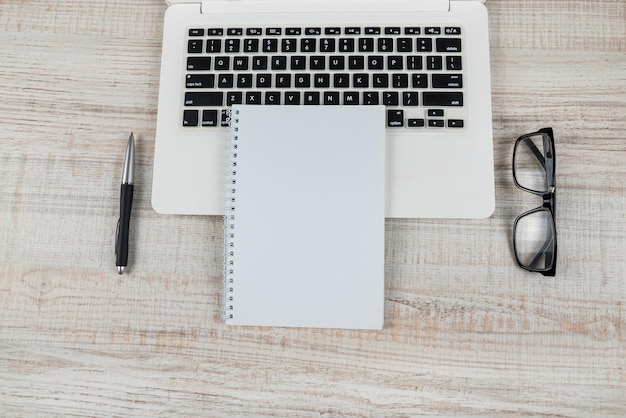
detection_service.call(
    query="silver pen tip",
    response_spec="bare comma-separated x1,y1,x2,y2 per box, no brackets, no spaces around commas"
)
117,266,125,274
121,132,135,185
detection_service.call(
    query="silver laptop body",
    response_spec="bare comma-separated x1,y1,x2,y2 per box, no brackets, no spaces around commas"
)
152,0,495,218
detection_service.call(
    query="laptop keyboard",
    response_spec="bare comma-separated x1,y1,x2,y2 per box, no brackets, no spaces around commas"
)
182,26,466,129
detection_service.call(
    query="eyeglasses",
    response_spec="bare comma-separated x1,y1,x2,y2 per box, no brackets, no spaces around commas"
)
512,127,557,276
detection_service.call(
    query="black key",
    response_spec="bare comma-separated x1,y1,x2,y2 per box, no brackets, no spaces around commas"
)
392,74,408,88
310,56,326,70
201,110,218,127
345,27,361,35
206,39,221,53
349,56,365,69
353,73,369,88
325,27,341,35
188,39,203,53
403,92,419,106
359,38,374,52
324,92,340,105
263,38,278,52
186,74,215,88
183,110,198,126
388,56,403,70
256,73,272,88
233,57,249,70
397,38,412,52
285,92,301,105
304,92,320,105
387,110,403,127
184,92,223,106
416,38,432,52
445,27,462,35
385,27,401,35
446,55,462,70
265,92,281,105
436,38,462,52
214,57,229,70
244,39,259,52
227,92,243,105
287,28,302,35
208,28,223,36
306,27,322,35
344,92,359,105
246,92,261,104
339,38,355,52
282,38,297,52
189,28,204,37
246,28,262,36
448,119,464,128
363,92,379,105
333,73,349,88
432,74,463,88
314,74,330,88
217,74,234,88
408,118,425,127
407,56,423,70
252,56,268,70
272,56,287,70
266,28,282,36
236,74,253,88
227,28,243,36
425,27,441,35
365,27,381,35
295,73,311,88
368,56,384,70
383,91,399,106
378,38,394,52
428,119,445,127
187,57,211,71
301,38,317,52
290,56,306,70
221,110,230,126
405,27,420,35
329,56,345,70
423,92,464,106
428,109,445,117
320,38,335,52
427,56,443,70
412,74,428,88
225,39,240,53
276,74,291,88
373,74,389,88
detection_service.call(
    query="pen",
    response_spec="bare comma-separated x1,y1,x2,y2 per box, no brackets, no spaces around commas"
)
115,132,135,274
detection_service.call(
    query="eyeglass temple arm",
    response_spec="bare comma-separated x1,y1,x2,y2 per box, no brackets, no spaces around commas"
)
522,137,546,169
527,228,554,270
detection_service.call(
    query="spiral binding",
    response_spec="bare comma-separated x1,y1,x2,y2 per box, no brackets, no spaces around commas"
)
223,108,238,321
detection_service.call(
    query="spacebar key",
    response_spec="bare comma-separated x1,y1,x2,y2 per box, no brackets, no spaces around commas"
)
423,92,463,106
184,92,223,106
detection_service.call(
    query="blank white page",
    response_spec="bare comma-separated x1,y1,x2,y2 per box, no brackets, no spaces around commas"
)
224,105,385,329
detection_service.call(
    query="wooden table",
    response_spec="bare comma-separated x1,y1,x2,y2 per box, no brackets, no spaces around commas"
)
1,1,625,416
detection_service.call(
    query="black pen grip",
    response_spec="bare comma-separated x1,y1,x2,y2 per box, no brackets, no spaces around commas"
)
116,184,134,267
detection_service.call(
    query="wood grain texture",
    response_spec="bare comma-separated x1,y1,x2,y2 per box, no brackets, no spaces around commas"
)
0,0,625,416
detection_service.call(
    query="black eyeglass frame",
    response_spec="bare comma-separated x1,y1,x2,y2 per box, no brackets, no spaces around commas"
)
512,127,557,276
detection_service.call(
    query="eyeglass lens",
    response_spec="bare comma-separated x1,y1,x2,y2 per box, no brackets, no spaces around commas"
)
514,209,556,271
514,134,550,193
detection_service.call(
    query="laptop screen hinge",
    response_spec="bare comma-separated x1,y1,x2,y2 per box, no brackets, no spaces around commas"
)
196,1,451,14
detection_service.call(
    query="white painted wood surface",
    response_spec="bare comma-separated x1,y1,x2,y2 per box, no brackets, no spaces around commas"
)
1,1,625,416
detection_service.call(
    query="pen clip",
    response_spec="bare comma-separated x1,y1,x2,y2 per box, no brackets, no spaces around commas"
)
115,218,121,256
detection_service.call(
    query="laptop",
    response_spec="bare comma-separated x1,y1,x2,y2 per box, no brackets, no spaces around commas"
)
152,0,495,218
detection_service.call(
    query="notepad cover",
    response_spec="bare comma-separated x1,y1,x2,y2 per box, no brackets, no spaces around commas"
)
224,105,385,329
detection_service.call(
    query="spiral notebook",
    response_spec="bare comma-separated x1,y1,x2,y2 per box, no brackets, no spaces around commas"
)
223,105,385,329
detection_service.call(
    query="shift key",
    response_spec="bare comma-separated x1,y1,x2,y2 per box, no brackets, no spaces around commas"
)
423,92,463,106
185,92,224,106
